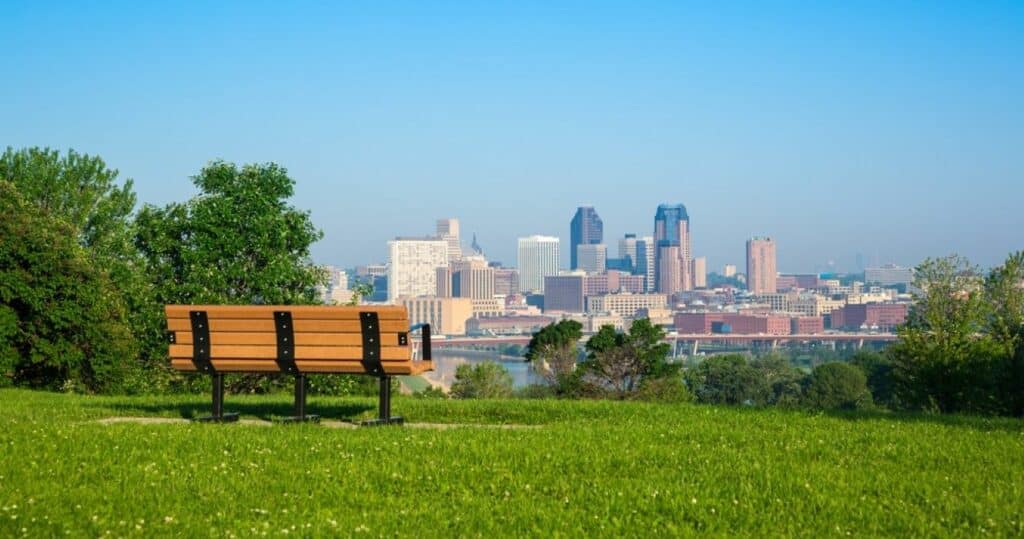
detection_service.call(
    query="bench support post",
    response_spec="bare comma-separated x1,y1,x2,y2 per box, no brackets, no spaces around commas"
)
197,373,239,423
360,375,404,426
280,374,320,423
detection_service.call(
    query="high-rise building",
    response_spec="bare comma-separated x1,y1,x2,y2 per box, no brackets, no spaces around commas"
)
576,244,607,274
493,267,520,296
436,218,463,263
543,274,586,313
517,235,560,294
653,204,692,294
452,255,495,299
618,234,638,271
570,206,603,270
387,237,448,302
436,266,453,297
692,257,707,289
865,264,914,287
636,236,656,292
746,237,778,294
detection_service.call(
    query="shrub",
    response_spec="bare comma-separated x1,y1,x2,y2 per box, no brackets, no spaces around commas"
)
633,374,693,403
803,362,872,410
450,363,514,399
685,355,769,406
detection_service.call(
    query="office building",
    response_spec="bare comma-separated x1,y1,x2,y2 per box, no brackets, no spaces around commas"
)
586,293,669,318
544,274,586,313
746,237,777,294
636,236,656,292
517,235,560,294
865,264,914,287
692,257,707,289
618,234,638,271
402,297,474,336
493,267,520,296
387,237,448,302
570,206,603,270
436,218,463,263
654,204,692,294
576,243,607,274
452,255,495,299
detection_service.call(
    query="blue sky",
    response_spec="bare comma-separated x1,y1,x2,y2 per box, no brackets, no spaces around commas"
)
3,1,1022,272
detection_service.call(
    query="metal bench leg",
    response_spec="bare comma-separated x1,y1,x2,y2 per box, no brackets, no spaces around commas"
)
280,374,320,423
197,373,239,423
361,376,404,427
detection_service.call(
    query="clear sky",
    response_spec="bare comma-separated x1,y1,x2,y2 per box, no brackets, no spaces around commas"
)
3,1,1022,273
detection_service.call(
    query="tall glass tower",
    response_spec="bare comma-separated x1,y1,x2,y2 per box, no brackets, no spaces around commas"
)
653,204,692,294
570,206,603,270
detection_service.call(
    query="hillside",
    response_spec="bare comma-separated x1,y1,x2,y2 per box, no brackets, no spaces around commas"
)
0,389,1021,536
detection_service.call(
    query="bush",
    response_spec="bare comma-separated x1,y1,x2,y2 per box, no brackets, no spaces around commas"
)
685,355,769,406
450,363,514,399
803,362,872,410
633,375,693,403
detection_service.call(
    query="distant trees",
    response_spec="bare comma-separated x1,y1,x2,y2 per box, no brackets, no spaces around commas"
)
581,319,679,399
524,320,583,392
685,355,769,406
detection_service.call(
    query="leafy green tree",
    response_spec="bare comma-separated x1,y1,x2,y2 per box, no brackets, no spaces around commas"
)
0,147,165,369
889,255,1001,413
751,353,806,406
849,350,897,408
135,160,327,306
0,181,136,391
525,320,583,393
450,362,514,399
135,161,328,393
580,319,677,398
803,362,872,410
983,251,1024,416
685,354,769,406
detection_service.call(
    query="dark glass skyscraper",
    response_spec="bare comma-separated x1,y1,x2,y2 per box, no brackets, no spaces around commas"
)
653,203,692,294
570,206,603,270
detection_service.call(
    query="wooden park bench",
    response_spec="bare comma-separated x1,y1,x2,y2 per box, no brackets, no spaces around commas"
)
165,305,432,425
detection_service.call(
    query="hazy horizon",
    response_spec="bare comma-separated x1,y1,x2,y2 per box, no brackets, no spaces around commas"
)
4,1,1022,272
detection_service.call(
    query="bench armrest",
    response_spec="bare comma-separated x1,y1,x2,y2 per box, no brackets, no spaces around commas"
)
408,324,432,361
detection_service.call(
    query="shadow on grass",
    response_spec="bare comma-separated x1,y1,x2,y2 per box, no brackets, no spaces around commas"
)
85,399,376,422
818,407,1024,433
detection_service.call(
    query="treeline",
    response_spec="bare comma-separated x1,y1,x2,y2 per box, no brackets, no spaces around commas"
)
450,253,1024,417
1,147,329,393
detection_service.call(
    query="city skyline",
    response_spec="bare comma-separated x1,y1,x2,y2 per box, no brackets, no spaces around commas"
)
3,3,1021,271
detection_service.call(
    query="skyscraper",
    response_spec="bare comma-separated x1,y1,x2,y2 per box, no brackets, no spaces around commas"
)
691,257,707,289
635,236,656,292
576,244,607,274
746,237,777,294
436,218,463,263
653,204,692,295
618,233,638,271
517,235,560,294
387,237,449,302
452,255,495,299
570,206,603,270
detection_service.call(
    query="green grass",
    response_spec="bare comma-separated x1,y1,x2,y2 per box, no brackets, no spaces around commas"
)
0,389,1022,537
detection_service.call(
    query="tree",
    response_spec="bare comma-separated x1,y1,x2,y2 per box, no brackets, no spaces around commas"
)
135,161,327,306
0,181,136,391
450,362,514,399
888,255,1001,414
849,350,897,408
524,320,583,391
983,251,1024,416
580,319,677,398
0,147,164,367
751,353,806,406
803,362,872,410
685,354,769,406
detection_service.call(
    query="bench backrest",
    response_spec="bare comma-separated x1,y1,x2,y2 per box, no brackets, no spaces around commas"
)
165,305,431,375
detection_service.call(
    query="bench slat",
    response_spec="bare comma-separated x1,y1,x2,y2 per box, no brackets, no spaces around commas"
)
166,318,409,334
165,305,409,320
169,344,411,361
172,332,406,347
170,359,432,375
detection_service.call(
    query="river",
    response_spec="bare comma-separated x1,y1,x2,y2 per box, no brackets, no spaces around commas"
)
422,350,541,390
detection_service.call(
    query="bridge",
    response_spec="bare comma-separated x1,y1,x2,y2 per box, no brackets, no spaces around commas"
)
430,333,898,355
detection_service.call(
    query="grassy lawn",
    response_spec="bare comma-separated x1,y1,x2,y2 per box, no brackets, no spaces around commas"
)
0,389,1022,537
